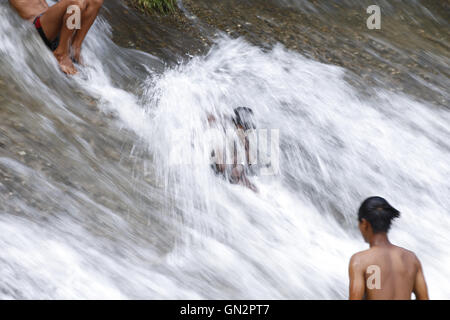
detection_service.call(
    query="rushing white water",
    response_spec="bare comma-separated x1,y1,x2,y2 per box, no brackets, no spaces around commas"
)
0,1,449,299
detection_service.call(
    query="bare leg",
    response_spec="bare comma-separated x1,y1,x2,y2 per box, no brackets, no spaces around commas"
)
71,0,104,64
231,165,258,192
39,0,88,74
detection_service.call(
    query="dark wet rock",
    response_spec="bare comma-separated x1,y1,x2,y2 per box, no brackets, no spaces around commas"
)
119,0,448,108
102,1,210,64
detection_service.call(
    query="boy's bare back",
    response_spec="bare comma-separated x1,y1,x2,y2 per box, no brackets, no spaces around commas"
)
350,244,428,300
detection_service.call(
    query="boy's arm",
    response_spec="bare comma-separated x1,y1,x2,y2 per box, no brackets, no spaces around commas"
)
349,254,365,300
413,257,429,300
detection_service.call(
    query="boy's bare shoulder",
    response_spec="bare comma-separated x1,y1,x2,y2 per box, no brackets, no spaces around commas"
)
393,245,418,258
349,249,372,267
351,248,372,258
392,245,421,268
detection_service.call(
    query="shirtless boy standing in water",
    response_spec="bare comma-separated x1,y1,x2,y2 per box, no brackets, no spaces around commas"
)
9,0,104,74
349,197,429,300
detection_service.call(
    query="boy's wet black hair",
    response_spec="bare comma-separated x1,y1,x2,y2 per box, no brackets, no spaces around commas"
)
233,107,256,130
358,197,400,233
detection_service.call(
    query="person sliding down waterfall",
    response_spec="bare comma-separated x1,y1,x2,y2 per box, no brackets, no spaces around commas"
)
9,0,104,75
207,108,258,193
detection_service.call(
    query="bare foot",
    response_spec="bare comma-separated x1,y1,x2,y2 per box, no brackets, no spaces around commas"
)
72,47,84,66
54,51,78,75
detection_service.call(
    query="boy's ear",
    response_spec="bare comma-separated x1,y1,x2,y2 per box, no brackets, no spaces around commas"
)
361,218,369,230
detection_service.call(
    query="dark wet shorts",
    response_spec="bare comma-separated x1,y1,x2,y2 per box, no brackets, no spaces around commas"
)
33,14,60,51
